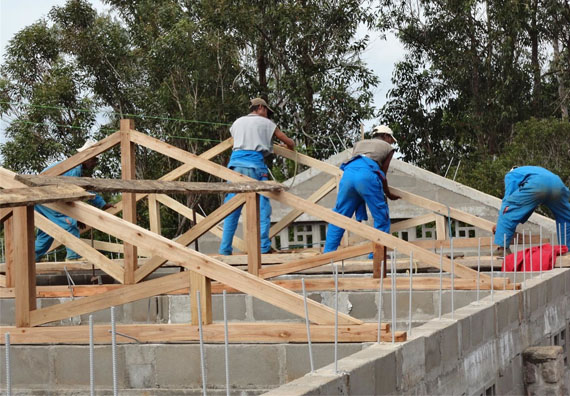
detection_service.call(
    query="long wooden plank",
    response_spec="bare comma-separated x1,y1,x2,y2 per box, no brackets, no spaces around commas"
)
17,175,286,194
121,120,138,285
126,131,489,282
42,132,122,176
391,214,437,233
0,322,404,344
135,194,247,282
269,177,337,238
0,185,92,208
273,145,343,177
259,243,373,279
34,213,124,283
13,206,36,327
154,193,247,252
29,272,190,326
79,239,152,257
40,200,361,325
4,216,14,287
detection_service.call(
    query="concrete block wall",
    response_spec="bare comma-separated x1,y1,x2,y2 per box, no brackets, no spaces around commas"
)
265,268,570,395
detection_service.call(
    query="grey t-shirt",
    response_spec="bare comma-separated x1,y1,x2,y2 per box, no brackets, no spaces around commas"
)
351,139,394,167
231,114,277,157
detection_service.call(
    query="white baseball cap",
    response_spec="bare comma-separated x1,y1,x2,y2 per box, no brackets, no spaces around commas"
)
77,139,97,152
372,125,397,143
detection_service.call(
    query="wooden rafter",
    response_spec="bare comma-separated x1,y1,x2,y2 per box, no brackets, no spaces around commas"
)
0,185,92,208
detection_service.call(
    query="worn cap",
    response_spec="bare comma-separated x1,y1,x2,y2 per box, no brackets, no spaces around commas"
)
250,97,274,114
77,139,97,152
372,125,397,143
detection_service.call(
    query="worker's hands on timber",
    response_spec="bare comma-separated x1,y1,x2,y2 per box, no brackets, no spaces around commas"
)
492,224,497,234
387,192,400,201
102,203,115,210
78,221,86,230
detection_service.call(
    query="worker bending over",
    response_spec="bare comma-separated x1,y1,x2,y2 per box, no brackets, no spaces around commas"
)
323,125,400,255
493,166,570,253
35,140,114,262
219,97,295,255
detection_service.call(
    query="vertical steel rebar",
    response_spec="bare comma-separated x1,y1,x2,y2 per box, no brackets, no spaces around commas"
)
522,230,526,289
490,239,494,302
439,249,443,318
334,263,339,374
552,231,556,268
450,238,455,319
89,315,94,396
408,252,413,335
503,234,507,290
513,237,518,291
5,332,11,396
377,261,384,343
196,291,207,396
476,239,481,302
539,225,543,278
529,230,533,274
222,290,230,396
111,307,118,396
301,278,314,373
559,224,563,269
391,250,396,344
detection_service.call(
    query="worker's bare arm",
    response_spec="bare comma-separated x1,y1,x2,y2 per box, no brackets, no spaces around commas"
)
274,127,295,150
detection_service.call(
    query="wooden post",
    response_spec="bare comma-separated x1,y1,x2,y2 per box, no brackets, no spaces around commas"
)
120,119,138,284
436,215,446,241
148,195,161,235
190,271,212,325
372,243,387,279
4,215,14,287
13,206,36,327
245,193,261,275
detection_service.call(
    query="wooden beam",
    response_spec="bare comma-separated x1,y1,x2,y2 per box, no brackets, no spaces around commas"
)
17,175,286,194
390,214,437,233
29,272,190,326
436,215,446,240
42,132,122,176
121,119,137,285
154,193,247,252
43,199,361,325
4,216,14,287
148,194,161,235
0,322,405,344
269,177,337,238
13,206,36,327
273,145,343,177
372,244,386,278
79,239,152,256
259,243,373,279
125,131,489,282
0,185,92,208
245,193,261,275
190,271,212,325
135,194,247,282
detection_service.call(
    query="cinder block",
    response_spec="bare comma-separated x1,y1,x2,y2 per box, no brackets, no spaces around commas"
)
168,295,191,323
284,343,361,382
123,297,159,323
470,305,495,348
124,344,156,388
337,355,376,395
155,344,202,388
80,305,124,324
396,335,426,391
53,345,125,387
207,344,282,387
439,321,460,374
212,293,247,321
0,346,50,386
251,297,299,321
0,298,15,325
374,348,398,395
347,292,377,320
496,293,522,333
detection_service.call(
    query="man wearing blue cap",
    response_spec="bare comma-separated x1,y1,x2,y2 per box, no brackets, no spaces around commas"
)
493,166,570,253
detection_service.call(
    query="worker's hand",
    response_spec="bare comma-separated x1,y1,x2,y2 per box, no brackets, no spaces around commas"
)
492,225,497,234
78,221,86,230
387,193,401,201
102,203,115,211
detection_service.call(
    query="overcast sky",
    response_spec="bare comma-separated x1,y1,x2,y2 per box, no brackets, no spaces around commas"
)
0,0,404,142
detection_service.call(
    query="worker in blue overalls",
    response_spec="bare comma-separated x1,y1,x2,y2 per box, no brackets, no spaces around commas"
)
219,97,295,255
35,140,114,262
323,125,400,256
493,166,570,254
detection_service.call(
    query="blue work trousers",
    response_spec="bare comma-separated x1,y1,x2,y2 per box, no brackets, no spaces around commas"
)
494,173,570,249
219,166,272,254
323,159,390,253
34,205,81,261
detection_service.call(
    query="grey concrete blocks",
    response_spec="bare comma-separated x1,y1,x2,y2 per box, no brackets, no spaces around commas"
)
155,344,202,388
0,298,15,325
251,297,299,321
124,344,156,388
0,346,51,387
212,293,247,322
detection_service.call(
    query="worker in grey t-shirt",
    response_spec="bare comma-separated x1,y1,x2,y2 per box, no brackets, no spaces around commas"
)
219,97,295,255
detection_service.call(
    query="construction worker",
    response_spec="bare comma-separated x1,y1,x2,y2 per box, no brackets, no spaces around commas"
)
323,125,400,255
493,166,570,253
35,140,114,262
219,97,295,255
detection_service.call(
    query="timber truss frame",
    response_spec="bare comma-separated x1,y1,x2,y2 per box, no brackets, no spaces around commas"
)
0,119,516,344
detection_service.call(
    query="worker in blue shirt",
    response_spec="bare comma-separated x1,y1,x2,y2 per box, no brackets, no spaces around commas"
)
35,141,114,262
493,166,570,253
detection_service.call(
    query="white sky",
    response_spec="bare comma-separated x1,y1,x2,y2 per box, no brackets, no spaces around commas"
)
0,0,404,143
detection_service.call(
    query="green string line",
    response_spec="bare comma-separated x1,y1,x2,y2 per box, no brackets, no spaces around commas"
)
0,100,232,127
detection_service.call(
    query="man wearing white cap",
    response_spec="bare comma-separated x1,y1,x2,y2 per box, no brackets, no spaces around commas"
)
219,97,295,255
323,125,400,255
35,139,114,261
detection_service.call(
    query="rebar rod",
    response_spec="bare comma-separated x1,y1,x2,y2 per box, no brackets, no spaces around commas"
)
301,278,314,373
334,262,339,373
377,261,384,343
391,250,396,344
111,307,118,396
490,239,494,302
477,239,481,302
89,315,94,396
408,252,413,335
450,238,455,319
5,333,11,396
539,225,543,278
222,290,230,396
503,234,507,290
439,249,443,318
196,291,207,396
513,237,518,291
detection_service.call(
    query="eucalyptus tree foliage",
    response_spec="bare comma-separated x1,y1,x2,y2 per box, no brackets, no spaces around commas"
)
377,0,570,175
